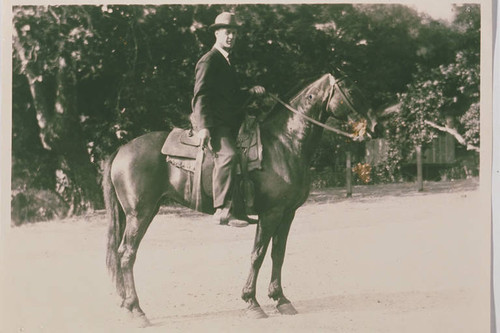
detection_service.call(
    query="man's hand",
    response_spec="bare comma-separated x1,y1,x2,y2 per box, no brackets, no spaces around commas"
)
249,85,266,95
197,128,211,147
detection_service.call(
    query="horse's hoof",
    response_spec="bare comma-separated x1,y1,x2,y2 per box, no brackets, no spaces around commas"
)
246,306,268,319
277,302,298,315
134,314,151,328
127,312,150,328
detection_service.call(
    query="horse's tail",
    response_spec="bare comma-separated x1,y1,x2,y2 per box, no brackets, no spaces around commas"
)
103,149,126,299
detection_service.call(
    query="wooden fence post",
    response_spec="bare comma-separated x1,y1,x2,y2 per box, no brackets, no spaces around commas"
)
346,150,352,197
416,145,423,192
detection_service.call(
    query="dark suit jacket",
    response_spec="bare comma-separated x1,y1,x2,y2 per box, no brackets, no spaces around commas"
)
191,48,250,131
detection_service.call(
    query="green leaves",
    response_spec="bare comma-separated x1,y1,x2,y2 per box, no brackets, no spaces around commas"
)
398,48,479,150
12,4,481,217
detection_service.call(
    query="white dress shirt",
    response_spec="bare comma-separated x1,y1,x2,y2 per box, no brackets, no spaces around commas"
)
214,45,231,65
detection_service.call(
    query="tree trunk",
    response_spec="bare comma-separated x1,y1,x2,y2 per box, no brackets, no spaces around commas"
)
14,31,102,215
12,29,53,150
51,55,101,215
346,150,352,197
416,145,423,192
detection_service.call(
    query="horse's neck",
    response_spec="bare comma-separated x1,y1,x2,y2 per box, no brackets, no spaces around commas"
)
263,99,324,163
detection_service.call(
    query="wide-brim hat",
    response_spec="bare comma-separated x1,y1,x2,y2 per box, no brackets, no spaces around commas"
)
209,12,240,31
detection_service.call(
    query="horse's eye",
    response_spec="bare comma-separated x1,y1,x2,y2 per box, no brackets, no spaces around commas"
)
308,95,313,100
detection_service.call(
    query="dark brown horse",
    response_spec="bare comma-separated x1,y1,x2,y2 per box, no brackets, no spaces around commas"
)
103,73,375,326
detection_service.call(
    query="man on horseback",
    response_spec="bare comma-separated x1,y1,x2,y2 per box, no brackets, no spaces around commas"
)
191,12,265,227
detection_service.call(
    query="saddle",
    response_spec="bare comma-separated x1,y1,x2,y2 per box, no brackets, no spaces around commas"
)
161,116,263,215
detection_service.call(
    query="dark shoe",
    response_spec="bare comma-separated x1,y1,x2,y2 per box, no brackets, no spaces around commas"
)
214,208,249,227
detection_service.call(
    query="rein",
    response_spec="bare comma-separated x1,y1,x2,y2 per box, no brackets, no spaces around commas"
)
268,91,358,140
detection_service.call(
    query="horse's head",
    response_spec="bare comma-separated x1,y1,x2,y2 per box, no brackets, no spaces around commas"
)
291,74,376,140
327,74,377,139
321,74,377,140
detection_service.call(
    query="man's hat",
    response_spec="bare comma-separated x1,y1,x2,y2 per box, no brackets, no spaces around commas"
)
209,12,240,31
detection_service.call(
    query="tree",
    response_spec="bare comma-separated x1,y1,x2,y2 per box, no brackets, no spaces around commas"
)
12,5,204,219
397,4,479,153
363,4,480,188
13,6,105,215
396,5,480,187
11,4,481,222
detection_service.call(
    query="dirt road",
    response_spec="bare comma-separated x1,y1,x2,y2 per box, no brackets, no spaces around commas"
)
0,179,490,332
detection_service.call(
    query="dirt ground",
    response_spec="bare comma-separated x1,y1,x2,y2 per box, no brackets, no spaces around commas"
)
0,178,491,332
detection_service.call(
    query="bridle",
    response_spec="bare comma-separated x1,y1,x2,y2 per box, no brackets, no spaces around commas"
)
268,77,365,141
331,76,367,123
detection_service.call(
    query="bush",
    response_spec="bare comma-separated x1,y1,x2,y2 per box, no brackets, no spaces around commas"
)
310,167,346,189
11,189,69,226
370,162,404,183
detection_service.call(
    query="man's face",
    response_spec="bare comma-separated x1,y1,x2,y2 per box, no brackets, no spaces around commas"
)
215,28,237,50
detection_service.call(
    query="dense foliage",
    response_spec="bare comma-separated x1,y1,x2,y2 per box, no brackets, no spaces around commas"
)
12,4,480,223
388,5,480,180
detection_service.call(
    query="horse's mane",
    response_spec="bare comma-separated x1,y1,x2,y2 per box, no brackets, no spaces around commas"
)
260,72,370,126
282,76,320,101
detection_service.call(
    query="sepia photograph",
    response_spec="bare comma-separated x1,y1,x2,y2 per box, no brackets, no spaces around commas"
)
1,1,494,331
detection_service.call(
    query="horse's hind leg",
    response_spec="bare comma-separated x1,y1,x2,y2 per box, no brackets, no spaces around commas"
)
118,207,157,326
268,210,298,315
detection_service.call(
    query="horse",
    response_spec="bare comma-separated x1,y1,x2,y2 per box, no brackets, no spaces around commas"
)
103,73,375,326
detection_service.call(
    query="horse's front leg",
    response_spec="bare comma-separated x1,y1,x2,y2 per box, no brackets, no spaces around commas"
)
241,209,281,318
268,210,298,315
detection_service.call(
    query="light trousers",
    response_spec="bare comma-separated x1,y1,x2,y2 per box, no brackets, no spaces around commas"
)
210,127,238,208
